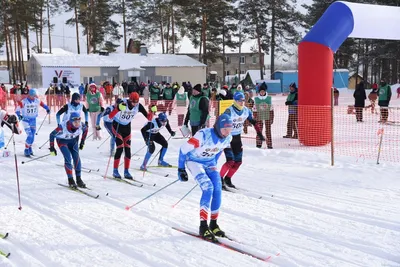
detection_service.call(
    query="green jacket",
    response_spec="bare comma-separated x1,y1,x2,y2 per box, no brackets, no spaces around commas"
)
255,96,272,120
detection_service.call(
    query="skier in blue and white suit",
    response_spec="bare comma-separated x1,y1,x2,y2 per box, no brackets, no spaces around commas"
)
49,112,88,188
56,92,89,126
96,102,117,156
178,113,233,242
16,89,50,157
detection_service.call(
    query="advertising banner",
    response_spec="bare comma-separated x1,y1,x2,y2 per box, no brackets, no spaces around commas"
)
42,67,80,88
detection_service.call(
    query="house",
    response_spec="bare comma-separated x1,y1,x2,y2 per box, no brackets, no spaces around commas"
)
273,69,349,92
26,48,206,88
241,69,280,93
181,52,264,83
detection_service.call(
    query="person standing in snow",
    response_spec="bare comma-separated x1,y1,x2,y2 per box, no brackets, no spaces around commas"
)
139,112,176,171
49,112,88,188
184,84,209,136
108,92,150,179
86,83,104,140
16,89,50,157
254,83,274,148
177,114,233,241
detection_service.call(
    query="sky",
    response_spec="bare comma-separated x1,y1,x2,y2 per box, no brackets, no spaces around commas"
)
30,0,311,61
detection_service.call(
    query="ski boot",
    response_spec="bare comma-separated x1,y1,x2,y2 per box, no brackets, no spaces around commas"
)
224,177,236,189
199,225,217,242
158,160,172,167
24,148,31,157
76,176,86,188
140,164,147,171
68,178,77,188
28,147,34,156
113,168,121,179
221,177,228,191
124,169,133,180
210,222,226,237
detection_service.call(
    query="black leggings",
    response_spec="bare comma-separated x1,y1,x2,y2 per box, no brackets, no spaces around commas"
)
112,121,131,168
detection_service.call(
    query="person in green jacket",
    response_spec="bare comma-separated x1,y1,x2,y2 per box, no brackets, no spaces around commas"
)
202,83,210,98
174,86,188,127
184,84,209,136
284,82,298,139
150,82,161,107
254,83,274,148
162,83,175,115
86,83,104,140
378,79,392,123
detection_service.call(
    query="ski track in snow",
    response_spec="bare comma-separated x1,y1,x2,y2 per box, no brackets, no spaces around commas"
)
1,119,400,267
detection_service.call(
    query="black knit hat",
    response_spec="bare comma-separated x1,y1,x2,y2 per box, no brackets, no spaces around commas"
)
193,84,202,92
259,82,268,91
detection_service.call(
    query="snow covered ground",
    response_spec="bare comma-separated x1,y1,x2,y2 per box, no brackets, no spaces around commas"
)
1,108,400,267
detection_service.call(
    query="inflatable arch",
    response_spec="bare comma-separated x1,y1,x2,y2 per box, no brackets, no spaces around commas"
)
298,1,400,146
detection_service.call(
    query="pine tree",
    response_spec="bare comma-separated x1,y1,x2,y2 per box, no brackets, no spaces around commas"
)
238,0,270,80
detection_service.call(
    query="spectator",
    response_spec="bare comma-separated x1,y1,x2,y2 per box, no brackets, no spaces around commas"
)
378,79,392,123
113,83,124,101
0,85,6,110
86,83,104,140
163,83,175,115
79,83,85,100
143,86,150,106
333,87,339,106
173,86,188,127
243,91,254,134
202,83,210,98
365,87,378,114
150,82,161,107
254,83,274,148
353,81,366,122
284,82,298,139
183,84,209,136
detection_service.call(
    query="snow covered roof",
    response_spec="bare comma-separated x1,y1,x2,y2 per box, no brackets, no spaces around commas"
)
31,53,206,69
244,69,271,84
274,69,349,73
0,47,74,61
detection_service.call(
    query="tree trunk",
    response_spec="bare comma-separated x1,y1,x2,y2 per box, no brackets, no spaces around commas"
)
4,16,12,82
14,31,21,83
256,26,264,80
47,0,52,53
222,23,226,84
201,12,207,65
270,5,276,80
74,4,80,54
171,4,175,54
159,6,165,54
8,27,16,83
166,12,170,54
122,0,126,53
39,2,43,53
25,22,31,61
17,25,25,82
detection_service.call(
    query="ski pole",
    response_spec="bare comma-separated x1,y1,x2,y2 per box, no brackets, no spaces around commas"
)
87,132,94,140
104,122,120,179
97,135,110,149
35,113,48,135
4,133,13,149
39,139,49,149
125,179,179,210
21,153,51,164
12,125,22,210
172,184,197,208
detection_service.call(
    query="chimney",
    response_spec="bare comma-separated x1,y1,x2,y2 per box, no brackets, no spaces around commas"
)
140,44,148,56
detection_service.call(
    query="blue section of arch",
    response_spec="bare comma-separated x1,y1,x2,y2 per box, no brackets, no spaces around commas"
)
301,1,355,52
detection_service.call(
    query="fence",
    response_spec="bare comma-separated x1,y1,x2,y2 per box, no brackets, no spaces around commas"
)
3,94,400,164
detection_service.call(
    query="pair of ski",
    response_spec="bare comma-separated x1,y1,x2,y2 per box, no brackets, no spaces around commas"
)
0,232,10,258
223,186,263,200
173,227,278,262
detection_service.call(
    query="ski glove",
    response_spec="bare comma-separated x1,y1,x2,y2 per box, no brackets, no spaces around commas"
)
46,109,50,114
95,125,101,130
178,168,188,182
257,132,265,141
85,121,89,127
18,115,23,121
170,131,176,137
49,147,57,156
79,142,84,150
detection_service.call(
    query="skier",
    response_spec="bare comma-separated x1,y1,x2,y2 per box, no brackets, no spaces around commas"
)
220,91,265,189
108,92,150,179
0,109,22,134
56,92,89,126
16,89,50,157
178,114,233,241
96,102,118,156
140,112,176,171
49,112,88,188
